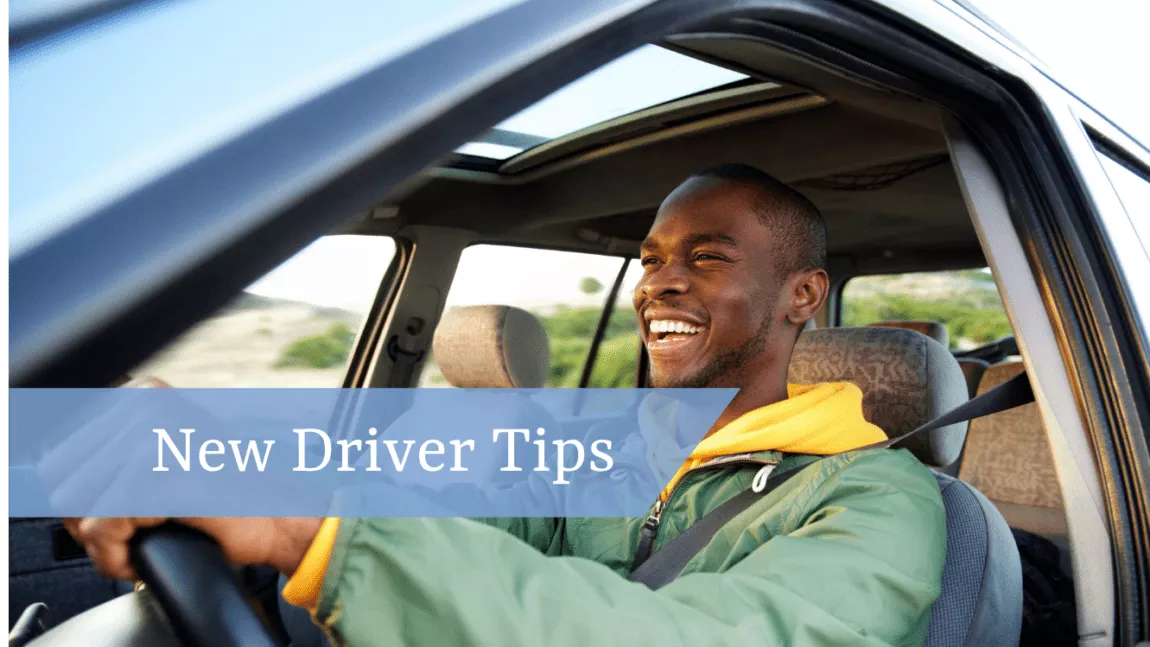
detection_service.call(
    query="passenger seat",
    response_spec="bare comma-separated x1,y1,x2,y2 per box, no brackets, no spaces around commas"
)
432,304,551,388
958,361,1069,546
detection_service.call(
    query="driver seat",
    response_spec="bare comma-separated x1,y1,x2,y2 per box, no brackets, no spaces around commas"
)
790,326,1023,647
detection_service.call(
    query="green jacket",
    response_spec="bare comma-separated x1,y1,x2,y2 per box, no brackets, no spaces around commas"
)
310,448,945,647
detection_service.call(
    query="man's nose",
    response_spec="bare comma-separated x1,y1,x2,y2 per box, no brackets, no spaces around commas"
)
638,261,690,300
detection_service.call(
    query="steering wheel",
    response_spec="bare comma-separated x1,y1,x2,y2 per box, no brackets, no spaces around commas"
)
27,523,280,647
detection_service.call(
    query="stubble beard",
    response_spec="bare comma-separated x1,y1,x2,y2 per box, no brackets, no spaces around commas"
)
649,316,772,388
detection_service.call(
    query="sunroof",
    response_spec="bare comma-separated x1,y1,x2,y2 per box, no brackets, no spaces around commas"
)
456,45,747,161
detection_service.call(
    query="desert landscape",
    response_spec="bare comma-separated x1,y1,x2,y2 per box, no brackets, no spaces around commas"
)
133,293,365,388
134,270,1009,388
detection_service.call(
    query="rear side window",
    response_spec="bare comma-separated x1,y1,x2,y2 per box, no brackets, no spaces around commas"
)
840,269,1011,349
133,235,396,387
418,245,639,388
585,262,645,388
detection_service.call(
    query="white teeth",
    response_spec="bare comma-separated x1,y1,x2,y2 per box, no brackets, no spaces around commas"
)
648,320,702,336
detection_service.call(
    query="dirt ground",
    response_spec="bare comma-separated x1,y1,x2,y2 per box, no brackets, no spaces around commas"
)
134,300,358,388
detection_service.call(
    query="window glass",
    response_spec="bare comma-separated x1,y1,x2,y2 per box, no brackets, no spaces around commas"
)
418,246,630,387
840,269,1011,349
133,235,396,387
1094,148,1150,253
455,45,748,160
585,262,645,388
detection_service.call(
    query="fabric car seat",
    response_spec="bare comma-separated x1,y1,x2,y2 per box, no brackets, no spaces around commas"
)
790,327,1022,647
867,319,988,398
958,361,1068,545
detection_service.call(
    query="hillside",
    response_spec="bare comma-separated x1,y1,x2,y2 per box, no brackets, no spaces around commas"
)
841,270,1010,348
133,292,365,387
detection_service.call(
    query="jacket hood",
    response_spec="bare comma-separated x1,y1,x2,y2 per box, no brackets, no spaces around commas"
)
640,382,887,501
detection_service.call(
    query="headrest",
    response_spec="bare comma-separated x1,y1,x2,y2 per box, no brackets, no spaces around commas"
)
432,305,550,388
788,327,968,467
868,320,950,347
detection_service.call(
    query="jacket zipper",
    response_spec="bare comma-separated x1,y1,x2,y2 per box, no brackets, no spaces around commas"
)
632,457,779,568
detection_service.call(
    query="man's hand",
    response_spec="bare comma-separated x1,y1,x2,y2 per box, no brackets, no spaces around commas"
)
64,517,324,580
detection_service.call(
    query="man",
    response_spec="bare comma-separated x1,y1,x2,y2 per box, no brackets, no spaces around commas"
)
70,164,946,646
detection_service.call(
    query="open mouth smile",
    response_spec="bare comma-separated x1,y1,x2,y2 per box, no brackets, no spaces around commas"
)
646,319,706,354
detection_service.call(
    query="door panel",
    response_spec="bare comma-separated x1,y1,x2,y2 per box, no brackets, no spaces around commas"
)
9,518,133,629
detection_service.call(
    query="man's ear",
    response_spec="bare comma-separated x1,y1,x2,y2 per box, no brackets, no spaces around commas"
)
786,268,830,326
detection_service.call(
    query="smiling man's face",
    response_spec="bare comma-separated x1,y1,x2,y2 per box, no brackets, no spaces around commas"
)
634,177,796,389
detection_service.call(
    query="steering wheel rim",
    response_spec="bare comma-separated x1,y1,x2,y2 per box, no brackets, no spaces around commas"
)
130,523,280,647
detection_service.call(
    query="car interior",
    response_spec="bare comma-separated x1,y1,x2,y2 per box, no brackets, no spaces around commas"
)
11,31,1099,647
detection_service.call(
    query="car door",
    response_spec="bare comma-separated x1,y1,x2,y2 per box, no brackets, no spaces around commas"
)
8,234,400,629
10,2,686,632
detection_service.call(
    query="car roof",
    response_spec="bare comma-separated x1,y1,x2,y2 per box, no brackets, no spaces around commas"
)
0,0,1109,385
377,36,980,276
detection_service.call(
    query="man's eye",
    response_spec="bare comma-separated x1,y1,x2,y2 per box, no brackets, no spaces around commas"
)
693,253,724,262
640,257,660,267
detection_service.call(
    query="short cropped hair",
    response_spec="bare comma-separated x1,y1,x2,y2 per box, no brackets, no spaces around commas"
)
690,163,827,272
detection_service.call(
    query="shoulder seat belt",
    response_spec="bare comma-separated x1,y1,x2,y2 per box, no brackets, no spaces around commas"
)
627,371,1034,589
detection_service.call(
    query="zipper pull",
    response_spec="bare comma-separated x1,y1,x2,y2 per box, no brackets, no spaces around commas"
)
641,499,665,536
630,499,665,572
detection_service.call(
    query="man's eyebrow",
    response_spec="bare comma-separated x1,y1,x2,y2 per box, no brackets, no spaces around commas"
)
640,232,738,253
685,232,738,247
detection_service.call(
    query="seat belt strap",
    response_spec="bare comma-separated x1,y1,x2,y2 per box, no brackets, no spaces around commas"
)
627,463,807,589
853,370,1033,453
627,370,1036,590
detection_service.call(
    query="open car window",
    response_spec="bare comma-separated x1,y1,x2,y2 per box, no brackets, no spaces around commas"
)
839,268,1011,350
586,261,645,388
418,245,639,388
132,235,396,387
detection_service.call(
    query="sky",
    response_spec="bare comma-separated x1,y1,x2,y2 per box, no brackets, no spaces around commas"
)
245,0,1150,314
246,237,644,314
455,46,748,159
970,0,1149,145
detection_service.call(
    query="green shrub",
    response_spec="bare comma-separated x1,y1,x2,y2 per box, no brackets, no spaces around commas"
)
840,279,1012,348
275,323,356,369
580,277,604,295
533,304,640,387
547,338,593,387
587,335,640,388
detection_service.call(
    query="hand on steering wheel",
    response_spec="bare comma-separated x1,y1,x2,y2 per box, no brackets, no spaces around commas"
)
65,517,322,582
57,518,321,647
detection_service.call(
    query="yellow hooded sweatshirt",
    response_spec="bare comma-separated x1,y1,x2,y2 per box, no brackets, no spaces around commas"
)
283,380,885,608
653,381,886,501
